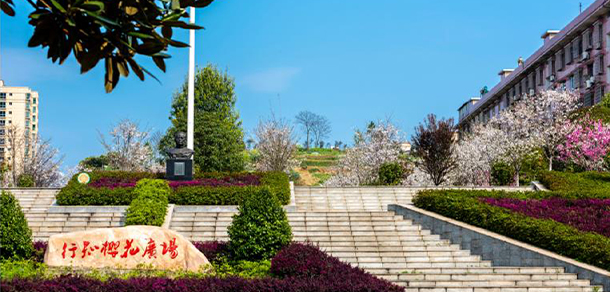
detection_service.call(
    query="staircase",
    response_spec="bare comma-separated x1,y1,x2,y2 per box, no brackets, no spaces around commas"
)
6,188,125,242
9,187,604,291
170,187,604,291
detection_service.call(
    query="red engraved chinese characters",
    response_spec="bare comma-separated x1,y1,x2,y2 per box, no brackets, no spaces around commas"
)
161,238,179,259
142,238,157,259
60,237,177,261
101,241,121,258
62,242,78,259
121,239,140,258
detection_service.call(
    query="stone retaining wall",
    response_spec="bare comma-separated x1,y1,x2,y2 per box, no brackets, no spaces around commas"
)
388,204,610,291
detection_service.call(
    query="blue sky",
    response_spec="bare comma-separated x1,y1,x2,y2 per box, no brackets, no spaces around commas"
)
0,0,596,168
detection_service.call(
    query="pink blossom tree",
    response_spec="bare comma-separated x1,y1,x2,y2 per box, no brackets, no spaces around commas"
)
557,116,610,171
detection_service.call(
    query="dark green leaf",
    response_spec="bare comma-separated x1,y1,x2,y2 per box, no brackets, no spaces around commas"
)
153,56,166,72
49,0,67,13
126,57,144,81
168,39,189,48
161,26,173,39
1,1,15,16
80,1,104,12
127,31,155,39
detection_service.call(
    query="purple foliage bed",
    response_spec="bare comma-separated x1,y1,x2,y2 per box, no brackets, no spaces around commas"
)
4,242,402,292
482,197,610,238
89,175,261,189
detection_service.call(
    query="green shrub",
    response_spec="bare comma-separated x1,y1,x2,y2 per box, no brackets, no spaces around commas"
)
17,174,35,188
228,188,292,261
378,162,404,185
1,191,33,260
570,104,610,123
57,171,290,206
518,149,546,185
491,162,513,186
413,189,610,270
124,179,170,226
0,259,47,281
539,171,610,197
212,259,271,279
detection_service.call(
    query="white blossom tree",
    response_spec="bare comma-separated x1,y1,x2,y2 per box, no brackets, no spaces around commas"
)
325,120,402,186
1,125,64,187
254,117,298,173
99,119,156,172
453,90,579,186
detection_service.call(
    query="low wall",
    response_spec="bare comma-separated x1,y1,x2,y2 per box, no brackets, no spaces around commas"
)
388,204,610,291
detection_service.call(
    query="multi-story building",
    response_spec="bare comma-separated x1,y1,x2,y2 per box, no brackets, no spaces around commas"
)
0,80,40,165
458,0,610,132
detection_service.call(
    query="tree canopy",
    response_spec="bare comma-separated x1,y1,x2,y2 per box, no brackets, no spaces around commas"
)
1,0,214,92
160,64,245,172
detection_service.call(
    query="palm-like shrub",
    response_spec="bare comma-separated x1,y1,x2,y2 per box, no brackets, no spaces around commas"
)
228,188,292,261
1,191,33,259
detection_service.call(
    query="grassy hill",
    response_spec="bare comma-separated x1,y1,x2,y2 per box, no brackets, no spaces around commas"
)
293,148,344,186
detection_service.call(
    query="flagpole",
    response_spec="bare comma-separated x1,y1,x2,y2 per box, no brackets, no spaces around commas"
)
187,6,195,155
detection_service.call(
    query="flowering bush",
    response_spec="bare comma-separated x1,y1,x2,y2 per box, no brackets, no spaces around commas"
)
557,117,610,171
1,243,402,292
482,197,610,237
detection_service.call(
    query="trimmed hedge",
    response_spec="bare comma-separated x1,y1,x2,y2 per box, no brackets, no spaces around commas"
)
414,189,610,271
124,179,170,226
539,171,610,197
56,171,290,206
0,191,33,260
0,243,402,292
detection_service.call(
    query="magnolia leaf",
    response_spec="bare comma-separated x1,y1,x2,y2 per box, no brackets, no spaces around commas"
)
127,31,155,39
81,1,104,12
49,0,66,13
152,56,166,72
1,1,15,16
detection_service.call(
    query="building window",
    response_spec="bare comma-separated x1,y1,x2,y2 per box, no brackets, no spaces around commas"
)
0,93,5,99
0,138,4,145
0,111,5,118
570,75,576,89
32,125,36,131
0,121,4,126
8,111,11,115
0,102,4,109
33,106,36,112
33,98,37,104
0,129,4,135
33,115,36,122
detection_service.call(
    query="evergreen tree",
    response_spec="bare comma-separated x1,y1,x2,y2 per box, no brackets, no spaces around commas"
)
160,64,245,172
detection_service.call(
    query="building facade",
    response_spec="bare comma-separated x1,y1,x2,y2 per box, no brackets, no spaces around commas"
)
458,0,610,131
0,80,40,165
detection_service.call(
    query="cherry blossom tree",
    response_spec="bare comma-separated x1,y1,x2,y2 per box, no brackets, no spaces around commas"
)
325,120,402,186
254,117,298,173
557,116,610,171
525,90,581,171
99,119,156,172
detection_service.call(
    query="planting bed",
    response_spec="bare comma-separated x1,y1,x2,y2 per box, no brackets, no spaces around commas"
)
482,197,610,238
56,171,290,206
414,189,610,271
1,242,402,292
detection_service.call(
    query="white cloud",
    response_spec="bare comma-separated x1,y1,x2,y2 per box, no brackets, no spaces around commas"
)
241,67,301,93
